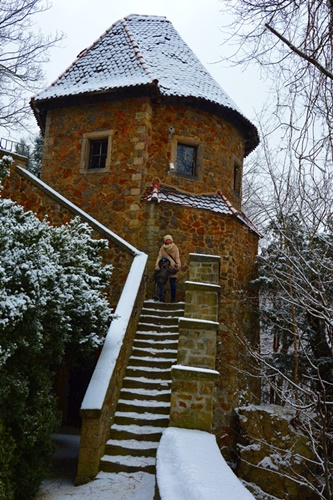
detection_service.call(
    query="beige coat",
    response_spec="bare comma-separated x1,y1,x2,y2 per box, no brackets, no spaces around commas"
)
155,243,181,271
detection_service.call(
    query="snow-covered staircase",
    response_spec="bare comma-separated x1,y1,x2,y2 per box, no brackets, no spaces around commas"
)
100,300,184,474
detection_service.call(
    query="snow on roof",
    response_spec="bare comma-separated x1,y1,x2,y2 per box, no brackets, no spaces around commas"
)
34,14,239,112
142,181,263,236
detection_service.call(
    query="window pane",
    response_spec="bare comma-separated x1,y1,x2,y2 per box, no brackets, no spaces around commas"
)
233,164,242,195
89,139,108,169
177,144,197,176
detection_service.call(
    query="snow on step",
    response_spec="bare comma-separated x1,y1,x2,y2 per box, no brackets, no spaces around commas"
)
100,301,183,475
115,411,168,420
118,398,170,408
124,376,171,384
135,334,177,341
140,314,180,319
106,438,158,450
131,347,177,360
101,454,155,467
127,365,171,373
134,338,177,345
121,388,171,396
112,423,166,434
137,323,178,329
130,355,174,362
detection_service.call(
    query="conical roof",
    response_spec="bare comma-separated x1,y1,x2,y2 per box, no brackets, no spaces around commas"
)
32,14,259,154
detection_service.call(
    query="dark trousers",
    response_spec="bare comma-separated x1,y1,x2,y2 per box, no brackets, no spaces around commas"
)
156,283,166,302
170,278,176,302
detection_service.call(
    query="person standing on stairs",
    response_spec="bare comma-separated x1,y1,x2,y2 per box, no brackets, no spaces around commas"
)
155,234,181,302
152,258,178,302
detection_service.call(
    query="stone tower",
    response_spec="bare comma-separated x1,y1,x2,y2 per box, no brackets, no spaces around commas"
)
30,14,261,451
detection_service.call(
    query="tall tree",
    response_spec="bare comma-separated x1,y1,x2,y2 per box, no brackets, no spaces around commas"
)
237,115,333,497
14,133,44,175
222,0,333,172
0,0,62,131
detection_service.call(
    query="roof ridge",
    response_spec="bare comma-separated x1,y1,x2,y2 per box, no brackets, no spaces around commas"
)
122,16,156,83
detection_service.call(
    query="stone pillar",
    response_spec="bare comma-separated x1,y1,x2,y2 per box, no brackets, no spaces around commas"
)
170,253,220,432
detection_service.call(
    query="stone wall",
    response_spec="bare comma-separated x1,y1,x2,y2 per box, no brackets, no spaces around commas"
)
20,94,260,448
39,97,245,252
1,165,133,309
41,97,153,247
149,103,245,211
170,254,220,432
236,405,318,499
145,201,260,452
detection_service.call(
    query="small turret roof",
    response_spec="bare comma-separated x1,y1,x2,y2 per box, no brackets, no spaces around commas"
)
142,181,262,237
32,14,259,154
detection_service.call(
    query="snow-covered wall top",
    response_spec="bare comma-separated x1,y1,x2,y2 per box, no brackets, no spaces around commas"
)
34,14,242,115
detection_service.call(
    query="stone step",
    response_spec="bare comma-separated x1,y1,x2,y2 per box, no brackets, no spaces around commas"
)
143,300,184,310
141,308,184,319
109,423,165,442
133,338,178,349
114,411,170,427
139,315,180,326
98,300,183,477
125,365,172,380
135,330,179,340
136,322,179,333
116,399,170,414
131,346,178,359
129,356,175,368
119,387,171,402
105,438,158,457
122,376,172,390
100,453,156,474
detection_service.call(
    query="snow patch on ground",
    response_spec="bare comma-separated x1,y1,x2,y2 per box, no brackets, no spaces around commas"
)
37,433,155,499
39,471,155,499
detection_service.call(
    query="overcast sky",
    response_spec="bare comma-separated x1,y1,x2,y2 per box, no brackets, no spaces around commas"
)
6,0,268,141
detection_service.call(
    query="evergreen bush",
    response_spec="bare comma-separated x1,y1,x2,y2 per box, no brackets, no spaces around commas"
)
0,194,113,498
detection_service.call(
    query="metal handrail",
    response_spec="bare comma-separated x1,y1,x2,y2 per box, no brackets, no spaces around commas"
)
0,137,27,156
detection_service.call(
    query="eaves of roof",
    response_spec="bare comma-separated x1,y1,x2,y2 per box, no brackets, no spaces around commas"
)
142,180,263,237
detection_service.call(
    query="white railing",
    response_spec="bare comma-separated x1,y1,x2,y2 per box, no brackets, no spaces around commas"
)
0,137,27,156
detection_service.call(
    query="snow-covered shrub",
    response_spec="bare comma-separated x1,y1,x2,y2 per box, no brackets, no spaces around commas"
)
0,199,113,499
0,155,13,186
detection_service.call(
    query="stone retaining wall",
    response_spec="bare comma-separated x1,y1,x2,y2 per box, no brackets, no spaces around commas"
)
170,254,220,432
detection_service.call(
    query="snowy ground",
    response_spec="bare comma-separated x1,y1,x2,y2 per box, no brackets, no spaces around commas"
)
37,428,259,500
37,433,155,499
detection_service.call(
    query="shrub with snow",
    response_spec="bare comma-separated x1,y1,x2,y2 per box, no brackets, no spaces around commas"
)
0,198,113,499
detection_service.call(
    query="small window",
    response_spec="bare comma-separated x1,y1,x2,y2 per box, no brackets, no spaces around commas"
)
88,139,108,170
233,163,242,195
177,143,198,176
170,136,203,178
80,130,113,173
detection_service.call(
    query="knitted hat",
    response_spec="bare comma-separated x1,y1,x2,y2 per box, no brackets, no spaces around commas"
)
164,234,173,242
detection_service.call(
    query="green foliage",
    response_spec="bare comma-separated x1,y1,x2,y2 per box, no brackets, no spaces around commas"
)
0,372,59,500
0,421,16,500
0,155,13,185
14,134,44,176
0,198,113,498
